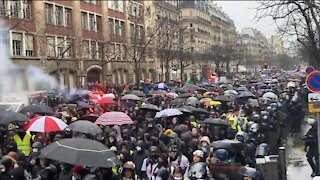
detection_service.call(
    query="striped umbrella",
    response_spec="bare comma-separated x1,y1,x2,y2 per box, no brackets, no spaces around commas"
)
95,112,133,126
23,116,67,133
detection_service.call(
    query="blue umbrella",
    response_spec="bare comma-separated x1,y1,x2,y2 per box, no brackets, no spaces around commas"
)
200,82,210,87
154,83,168,90
76,101,93,109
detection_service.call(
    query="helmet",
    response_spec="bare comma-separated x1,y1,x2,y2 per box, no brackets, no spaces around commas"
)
123,161,135,170
32,141,43,149
252,114,260,123
239,166,258,178
235,131,248,142
155,168,170,180
255,143,270,157
189,162,207,179
249,123,259,133
215,149,229,161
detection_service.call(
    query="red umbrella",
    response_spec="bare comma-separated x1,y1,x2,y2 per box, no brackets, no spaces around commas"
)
98,97,116,105
95,112,133,126
23,116,67,133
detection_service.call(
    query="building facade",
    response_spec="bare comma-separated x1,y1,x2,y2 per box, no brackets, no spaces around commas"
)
268,35,284,55
0,0,154,88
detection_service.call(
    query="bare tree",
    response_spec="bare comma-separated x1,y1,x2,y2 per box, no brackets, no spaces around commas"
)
255,1,320,68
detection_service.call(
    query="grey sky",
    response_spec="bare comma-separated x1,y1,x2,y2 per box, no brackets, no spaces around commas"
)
215,1,278,38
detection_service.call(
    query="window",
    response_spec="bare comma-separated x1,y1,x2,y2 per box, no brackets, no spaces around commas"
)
109,18,115,34
81,12,88,30
89,13,95,31
46,36,55,57
129,2,143,17
65,8,71,27
65,38,72,57
96,16,101,32
25,34,33,57
98,42,103,59
12,33,22,56
120,21,125,36
91,41,97,59
0,0,6,16
57,37,65,58
108,0,124,12
23,0,31,19
11,0,20,18
115,20,119,35
55,6,63,26
45,3,54,24
130,24,134,37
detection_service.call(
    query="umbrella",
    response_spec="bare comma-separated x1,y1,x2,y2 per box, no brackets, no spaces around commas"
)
40,138,120,168
214,95,234,102
140,104,161,111
211,139,240,150
82,114,100,122
67,120,102,135
171,99,185,106
178,93,192,99
203,92,219,97
205,100,222,106
98,97,116,105
19,105,54,115
154,83,168,90
180,106,209,114
203,118,230,126
102,93,116,99
23,116,67,132
236,86,248,92
166,92,179,99
199,82,210,87
178,107,193,113
76,101,93,109
95,112,133,126
128,90,146,97
0,110,29,124
185,97,199,106
262,92,278,101
224,90,238,95
155,109,183,118
236,91,255,99
182,85,199,91
149,90,167,95
173,88,188,93
121,94,141,101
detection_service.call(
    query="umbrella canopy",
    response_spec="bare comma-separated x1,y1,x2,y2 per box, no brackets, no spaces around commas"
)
178,93,192,99
95,112,133,126
171,99,185,106
0,110,29,124
128,90,146,97
19,105,54,115
166,92,179,99
121,94,141,101
211,139,240,150
262,92,278,101
236,91,255,99
185,97,199,106
98,97,116,105
67,120,102,135
40,138,120,168
236,86,248,92
76,101,93,109
180,106,209,114
199,82,210,87
140,104,161,111
102,93,116,99
203,118,230,126
155,109,183,118
149,90,167,95
214,95,234,102
81,114,100,122
205,100,222,106
154,83,168,90
224,90,238,95
24,116,67,132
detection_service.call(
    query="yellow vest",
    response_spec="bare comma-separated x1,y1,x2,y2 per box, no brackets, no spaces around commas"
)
229,115,237,130
14,132,32,156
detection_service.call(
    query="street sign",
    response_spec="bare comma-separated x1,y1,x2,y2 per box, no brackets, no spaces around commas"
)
305,66,315,74
308,93,320,112
306,71,320,92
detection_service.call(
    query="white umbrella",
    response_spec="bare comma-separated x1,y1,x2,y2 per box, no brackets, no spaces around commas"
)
121,94,141,101
262,92,278,101
103,93,115,99
155,109,183,118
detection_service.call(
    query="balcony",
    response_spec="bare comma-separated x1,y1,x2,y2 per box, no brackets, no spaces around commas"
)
154,1,179,12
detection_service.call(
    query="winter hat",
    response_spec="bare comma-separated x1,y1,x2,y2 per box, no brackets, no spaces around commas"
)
200,136,210,145
193,150,204,158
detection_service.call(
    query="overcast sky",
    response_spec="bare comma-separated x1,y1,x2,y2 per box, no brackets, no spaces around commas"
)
215,1,278,38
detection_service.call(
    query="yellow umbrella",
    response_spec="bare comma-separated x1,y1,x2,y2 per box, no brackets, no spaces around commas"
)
205,100,221,106
200,98,212,103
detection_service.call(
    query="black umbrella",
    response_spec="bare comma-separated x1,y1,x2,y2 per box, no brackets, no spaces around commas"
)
236,86,248,92
141,104,161,111
149,90,167,95
236,91,255,99
40,138,120,168
180,106,209,114
203,118,230,126
0,110,29,124
178,93,192,99
19,105,54,115
171,99,185,106
128,90,146,97
67,120,102,135
81,114,99,122
214,95,234,102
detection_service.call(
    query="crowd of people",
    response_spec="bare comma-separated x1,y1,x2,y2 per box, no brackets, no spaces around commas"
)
0,69,310,180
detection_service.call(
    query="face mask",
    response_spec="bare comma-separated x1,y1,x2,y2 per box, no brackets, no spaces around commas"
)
174,177,183,180
0,168,5,172
32,148,38,152
263,116,268,119
109,137,114,142
201,142,208,147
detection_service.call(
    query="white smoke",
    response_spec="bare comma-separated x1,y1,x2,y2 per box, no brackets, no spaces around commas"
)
0,21,60,98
